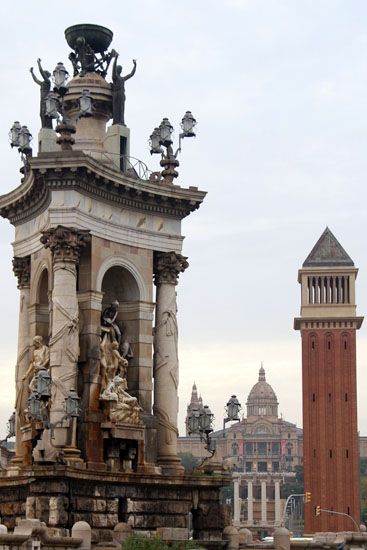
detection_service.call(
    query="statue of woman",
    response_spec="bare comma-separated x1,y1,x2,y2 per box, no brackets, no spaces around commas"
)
111,53,137,126
30,59,53,129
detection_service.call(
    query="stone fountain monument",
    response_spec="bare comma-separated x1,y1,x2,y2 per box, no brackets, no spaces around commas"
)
0,24,229,541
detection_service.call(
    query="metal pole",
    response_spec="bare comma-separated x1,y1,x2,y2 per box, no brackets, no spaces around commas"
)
318,508,360,532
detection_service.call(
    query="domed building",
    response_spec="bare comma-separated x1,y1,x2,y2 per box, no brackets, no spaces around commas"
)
178,366,303,530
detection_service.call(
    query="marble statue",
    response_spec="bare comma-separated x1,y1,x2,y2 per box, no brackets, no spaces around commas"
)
30,59,53,129
22,336,50,393
101,375,141,424
100,334,128,392
102,300,121,344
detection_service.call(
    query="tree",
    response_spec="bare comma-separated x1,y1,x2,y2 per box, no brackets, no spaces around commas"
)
178,452,200,473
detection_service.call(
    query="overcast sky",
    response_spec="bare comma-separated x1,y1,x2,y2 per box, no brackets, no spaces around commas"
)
1,0,367,439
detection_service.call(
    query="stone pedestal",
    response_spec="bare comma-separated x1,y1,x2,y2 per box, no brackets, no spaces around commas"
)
37,128,60,153
103,124,131,172
153,252,188,474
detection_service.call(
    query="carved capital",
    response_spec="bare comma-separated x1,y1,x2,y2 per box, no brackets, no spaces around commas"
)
12,256,31,289
41,225,90,264
153,251,189,285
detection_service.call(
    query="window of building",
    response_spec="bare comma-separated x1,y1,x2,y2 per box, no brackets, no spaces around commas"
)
245,461,252,472
272,442,280,455
245,442,253,455
272,461,279,472
258,406,266,415
258,442,267,456
258,461,267,473
232,443,238,456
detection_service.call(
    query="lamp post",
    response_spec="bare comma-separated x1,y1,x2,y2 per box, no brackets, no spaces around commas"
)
149,111,197,184
27,372,80,441
223,395,242,435
186,404,215,456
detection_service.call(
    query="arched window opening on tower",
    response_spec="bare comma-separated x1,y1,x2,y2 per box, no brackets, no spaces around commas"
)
318,276,322,303
327,340,331,350
347,506,350,515
346,449,349,458
312,393,315,402
345,393,348,402
328,393,331,402
329,449,332,458
313,449,316,457
336,276,339,303
312,277,317,304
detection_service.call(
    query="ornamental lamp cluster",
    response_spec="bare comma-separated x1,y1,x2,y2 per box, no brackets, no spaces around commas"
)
28,368,80,436
186,404,215,457
149,111,197,156
9,122,33,156
45,63,93,122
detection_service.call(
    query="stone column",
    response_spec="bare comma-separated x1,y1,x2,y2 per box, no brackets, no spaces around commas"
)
41,226,90,462
153,251,188,474
12,256,31,466
274,479,281,526
233,474,241,526
261,480,267,525
247,480,253,525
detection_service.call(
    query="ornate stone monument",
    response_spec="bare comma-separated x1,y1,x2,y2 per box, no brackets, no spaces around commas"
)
0,24,229,540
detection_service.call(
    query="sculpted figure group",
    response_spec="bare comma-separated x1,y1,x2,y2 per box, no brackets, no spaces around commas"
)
100,301,141,425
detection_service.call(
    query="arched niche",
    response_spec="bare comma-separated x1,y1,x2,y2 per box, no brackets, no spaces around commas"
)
101,266,140,305
33,266,51,342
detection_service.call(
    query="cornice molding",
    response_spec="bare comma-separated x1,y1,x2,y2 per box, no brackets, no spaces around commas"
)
0,152,206,225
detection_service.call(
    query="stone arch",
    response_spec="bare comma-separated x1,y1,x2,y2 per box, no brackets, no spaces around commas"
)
96,256,148,302
31,261,51,341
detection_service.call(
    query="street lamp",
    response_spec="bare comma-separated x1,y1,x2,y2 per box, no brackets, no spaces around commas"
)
223,395,242,435
53,62,69,95
180,111,196,137
149,111,197,184
45,92,60,120
149,127,163,155
36,368,51,399
9,121,22,148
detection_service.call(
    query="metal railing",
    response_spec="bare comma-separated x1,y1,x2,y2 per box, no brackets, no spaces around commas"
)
82,149,155,181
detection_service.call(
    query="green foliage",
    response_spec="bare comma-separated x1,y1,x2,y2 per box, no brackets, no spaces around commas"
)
122,534,200,550
178,452,200,473
280,466,304,499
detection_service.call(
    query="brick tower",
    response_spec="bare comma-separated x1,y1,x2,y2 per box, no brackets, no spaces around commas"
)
294,228,363,533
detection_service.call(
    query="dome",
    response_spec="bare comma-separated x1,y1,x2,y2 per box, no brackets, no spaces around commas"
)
246,365,279,418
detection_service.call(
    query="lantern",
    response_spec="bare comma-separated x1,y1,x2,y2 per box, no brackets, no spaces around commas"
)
18,126,32,152
9,121,22,148
28,391,42,420
53,62,69,93
226,395,241,421
199,405,214,434
36,368,51,399
45,92,60,119
158,118,173,147
7,411,15,438
149,127,163,154
65,389,80,417
79,89,93,117
180,111,196,137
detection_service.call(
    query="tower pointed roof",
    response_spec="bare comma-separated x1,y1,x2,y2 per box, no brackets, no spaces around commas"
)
303,227,354,268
